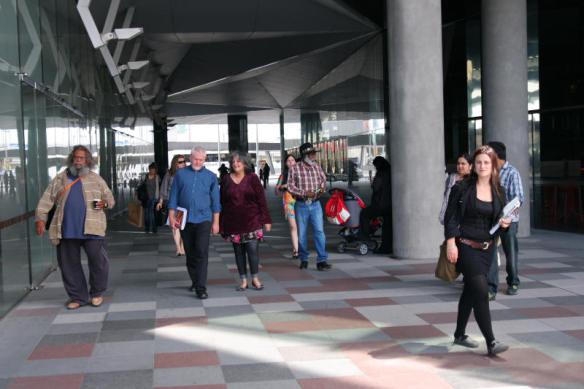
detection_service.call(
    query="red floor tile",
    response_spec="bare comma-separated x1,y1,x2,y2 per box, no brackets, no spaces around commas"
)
207,278,235,285
381,325,446,339
345,297,396,307
28,344,94,360
155,351,219,368
10,308,61,317
248,294,294,304
564,329,584,341
9,374,84,389
309,308,375,330
299,376,383,389
517,306,579,319
265,320,321,333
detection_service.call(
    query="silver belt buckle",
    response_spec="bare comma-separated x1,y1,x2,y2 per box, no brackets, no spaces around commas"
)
482,242,490,250
305,198,312,205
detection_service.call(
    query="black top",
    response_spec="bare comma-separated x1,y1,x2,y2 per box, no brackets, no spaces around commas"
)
460,198,494,241
444,178,506,241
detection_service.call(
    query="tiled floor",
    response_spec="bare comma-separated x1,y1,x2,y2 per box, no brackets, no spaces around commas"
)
1,186,583,388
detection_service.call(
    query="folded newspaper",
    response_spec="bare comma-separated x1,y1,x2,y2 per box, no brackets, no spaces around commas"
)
489,196,520,235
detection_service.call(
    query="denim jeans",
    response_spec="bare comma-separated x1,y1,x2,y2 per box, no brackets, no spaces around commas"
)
233,240,260,279
487,222,520,294
144,198,158,233
295,200,328,262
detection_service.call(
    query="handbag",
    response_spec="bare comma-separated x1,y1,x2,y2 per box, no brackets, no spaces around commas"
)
435,241,460,282
127,199,144,228
45,177,81,230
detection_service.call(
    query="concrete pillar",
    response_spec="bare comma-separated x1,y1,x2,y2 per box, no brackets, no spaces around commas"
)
153,120,168,175
228,115,248,154
387,0,446,258
279,111,286,172
482,0,530,237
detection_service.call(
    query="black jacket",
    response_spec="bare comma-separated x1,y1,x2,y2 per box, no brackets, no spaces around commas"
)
444,177,507,241
371,169,391,211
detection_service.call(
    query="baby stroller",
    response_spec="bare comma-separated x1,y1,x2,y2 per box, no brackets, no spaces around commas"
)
325,188,382,255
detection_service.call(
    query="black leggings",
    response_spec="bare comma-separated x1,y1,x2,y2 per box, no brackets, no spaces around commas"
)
233,240,260,279
454,274,495,344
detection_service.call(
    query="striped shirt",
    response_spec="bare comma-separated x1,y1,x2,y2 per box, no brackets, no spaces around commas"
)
499,161,524,222
287,160,327,198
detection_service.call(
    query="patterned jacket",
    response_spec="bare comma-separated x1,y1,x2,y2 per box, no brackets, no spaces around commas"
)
35,170,115,245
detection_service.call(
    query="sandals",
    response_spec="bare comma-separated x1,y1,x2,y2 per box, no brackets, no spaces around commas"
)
66,301,82,310
251,279,264,291
236,281,248,292
90,296,104,307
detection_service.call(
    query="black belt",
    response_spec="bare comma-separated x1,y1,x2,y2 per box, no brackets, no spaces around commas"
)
457,238,493,250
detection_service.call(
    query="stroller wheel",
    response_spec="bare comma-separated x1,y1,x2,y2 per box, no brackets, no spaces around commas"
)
337,242,347,253
358,243,368,255
367,240,378,251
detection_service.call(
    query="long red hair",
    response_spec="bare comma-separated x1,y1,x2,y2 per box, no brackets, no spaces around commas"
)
472,145,504,201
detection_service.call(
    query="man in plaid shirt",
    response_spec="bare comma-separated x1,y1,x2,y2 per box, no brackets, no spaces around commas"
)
287,143,331,271
487,141,524,299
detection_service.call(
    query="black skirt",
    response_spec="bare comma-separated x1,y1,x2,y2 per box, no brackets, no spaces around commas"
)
455,241,495,279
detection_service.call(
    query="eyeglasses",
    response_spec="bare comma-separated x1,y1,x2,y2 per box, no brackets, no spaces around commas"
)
177,160,186,164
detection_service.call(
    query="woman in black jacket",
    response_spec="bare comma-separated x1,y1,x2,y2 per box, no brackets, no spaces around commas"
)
444,145,511,356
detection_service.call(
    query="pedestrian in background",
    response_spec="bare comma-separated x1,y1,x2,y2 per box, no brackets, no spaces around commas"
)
439,152,473,225
158,154,186,256
275,154,299,259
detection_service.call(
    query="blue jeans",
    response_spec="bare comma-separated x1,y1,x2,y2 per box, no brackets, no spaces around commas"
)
144,198,158,233
295,200,328,262
488,222,520,294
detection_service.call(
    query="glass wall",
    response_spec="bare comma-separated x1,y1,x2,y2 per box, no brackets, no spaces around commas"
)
0,0,154,318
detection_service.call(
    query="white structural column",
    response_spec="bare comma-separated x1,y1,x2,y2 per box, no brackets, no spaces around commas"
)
482,0,531,237
387,0,446,258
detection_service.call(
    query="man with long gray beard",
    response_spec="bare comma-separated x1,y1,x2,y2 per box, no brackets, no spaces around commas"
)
35,145,115,310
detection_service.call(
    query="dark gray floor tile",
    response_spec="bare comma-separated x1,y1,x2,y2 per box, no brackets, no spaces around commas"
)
222,363,294,383
37,332,99,346
97,329,155,343
82,369,153,389
101,319,155,331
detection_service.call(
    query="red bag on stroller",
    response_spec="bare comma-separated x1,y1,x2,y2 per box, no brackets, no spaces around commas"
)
325,191,351,225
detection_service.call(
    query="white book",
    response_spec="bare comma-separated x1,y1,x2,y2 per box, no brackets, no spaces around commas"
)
166,207,188,230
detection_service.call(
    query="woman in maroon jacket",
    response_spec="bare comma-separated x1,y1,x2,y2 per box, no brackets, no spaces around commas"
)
221,152,272,291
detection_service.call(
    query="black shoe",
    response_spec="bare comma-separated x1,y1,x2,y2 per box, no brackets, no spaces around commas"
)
196,291,208,300
453,335,479,348
316,262,332,271
487,340,509,356
299,261,308,269
189,284,197,292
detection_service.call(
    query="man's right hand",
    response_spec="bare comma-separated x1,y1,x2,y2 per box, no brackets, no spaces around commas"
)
306,191,315,199
35,221,45,236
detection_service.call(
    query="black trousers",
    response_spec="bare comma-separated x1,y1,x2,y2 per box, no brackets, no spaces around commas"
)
180,221,211,292
233,240,260,279
57,239,109,304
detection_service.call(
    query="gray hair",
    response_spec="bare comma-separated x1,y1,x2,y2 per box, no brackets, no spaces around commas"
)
67,145,96,169
228,151,253,174
191,146,207,156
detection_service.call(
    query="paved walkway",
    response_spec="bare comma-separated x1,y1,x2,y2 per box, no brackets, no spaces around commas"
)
1,187,583,389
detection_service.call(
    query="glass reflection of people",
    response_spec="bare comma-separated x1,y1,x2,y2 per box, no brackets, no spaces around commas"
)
444,145,510,356
141,162,160,234
358,156,392,254
157,155,186,256
439,153,473,225
218,163,229,181
275,154,299,259
35,145,115,310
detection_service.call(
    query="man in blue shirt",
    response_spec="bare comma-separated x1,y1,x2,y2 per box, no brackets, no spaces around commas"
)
168,146,220,299
487,141,524,299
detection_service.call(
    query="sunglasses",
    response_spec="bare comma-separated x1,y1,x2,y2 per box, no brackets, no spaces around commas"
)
177,160,186,164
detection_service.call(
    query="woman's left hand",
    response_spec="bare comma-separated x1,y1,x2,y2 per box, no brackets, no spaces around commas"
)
499,217,511,229
264,224,272,232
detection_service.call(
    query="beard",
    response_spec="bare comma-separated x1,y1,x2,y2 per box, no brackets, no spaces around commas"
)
68,165,90,177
